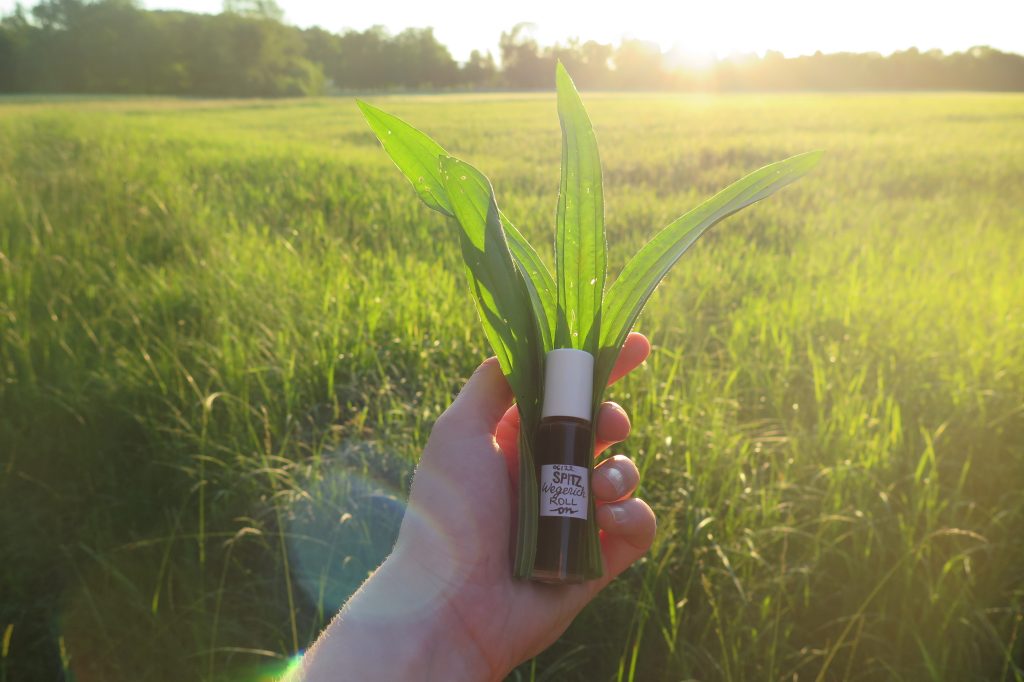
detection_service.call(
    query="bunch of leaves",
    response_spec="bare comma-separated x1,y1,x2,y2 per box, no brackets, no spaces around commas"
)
359,63,821,579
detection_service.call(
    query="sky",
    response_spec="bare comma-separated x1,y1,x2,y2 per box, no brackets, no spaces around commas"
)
3,0,1022,63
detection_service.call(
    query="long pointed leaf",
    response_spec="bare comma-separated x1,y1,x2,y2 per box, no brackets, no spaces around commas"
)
357,100,453,216
438,155,544,577
596,150,823,389
502,217,555,352
357,100,555,349
554,62,606,354
438,156,543,427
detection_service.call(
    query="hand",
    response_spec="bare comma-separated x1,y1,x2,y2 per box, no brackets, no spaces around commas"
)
295,333,656,681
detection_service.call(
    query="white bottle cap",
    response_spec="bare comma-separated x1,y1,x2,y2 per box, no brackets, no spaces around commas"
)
541,348,594,422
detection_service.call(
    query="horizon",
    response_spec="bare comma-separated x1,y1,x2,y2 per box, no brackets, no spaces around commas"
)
1,0,1022,63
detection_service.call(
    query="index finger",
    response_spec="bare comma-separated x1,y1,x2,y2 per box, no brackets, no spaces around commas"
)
606,332,651,386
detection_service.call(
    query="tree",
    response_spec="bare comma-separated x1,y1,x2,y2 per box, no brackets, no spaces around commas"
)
222,0,283,22
2,4,1024,96
612,39,665,89
393,27,457,88
187,12,321,96
302,26,341,89
550,38,612,88
0,6,33,91
461,49,497,88
499,23,552,89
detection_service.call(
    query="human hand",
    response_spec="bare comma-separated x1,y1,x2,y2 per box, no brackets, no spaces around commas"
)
296,333,655,681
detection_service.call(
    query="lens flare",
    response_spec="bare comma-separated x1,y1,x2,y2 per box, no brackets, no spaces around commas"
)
286,439,411,614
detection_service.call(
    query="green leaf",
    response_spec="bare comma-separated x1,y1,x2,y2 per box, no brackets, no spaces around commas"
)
438,156,544,428
553,63,609,580
554,62,606,355
596,150,823,389
504,219,556,351
438,156,545,577
356,99,452,216
357,100,556,350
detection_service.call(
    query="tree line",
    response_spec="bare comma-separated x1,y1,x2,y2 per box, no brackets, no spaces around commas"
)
2,0,1023,97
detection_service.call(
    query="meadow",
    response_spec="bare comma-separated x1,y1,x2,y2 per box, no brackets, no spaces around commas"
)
1,91,1022,681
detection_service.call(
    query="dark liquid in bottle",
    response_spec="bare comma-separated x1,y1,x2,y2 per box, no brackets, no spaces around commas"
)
531,416,592,583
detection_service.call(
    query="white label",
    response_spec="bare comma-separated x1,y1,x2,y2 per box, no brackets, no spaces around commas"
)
539,464,589,520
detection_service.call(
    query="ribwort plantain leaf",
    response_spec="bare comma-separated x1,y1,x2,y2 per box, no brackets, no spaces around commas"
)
554,62,606,356
357,101,556,350
595,151,823,392
438,156,545,574
438,156,543,426
553,63,609,576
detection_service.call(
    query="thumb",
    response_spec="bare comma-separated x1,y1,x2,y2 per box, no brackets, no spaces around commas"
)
438,356,515,437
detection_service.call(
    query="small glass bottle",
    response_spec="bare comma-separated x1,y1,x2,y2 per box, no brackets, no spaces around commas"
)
530,348,595,584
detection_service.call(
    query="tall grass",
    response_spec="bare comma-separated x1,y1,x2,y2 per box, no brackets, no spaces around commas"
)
1,93,1022,680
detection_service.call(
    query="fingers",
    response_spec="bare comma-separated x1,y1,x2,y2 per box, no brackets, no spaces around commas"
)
498,394,631,461
594,402,629,456
590,498,657,596
494,404,521,457
507,401,630,453
606,332,651,386
502,405,635,522
591,455,639,503
491,332,646,493
494,332,647,449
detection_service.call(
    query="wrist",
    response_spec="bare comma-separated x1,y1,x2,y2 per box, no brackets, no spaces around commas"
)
296,553,497,681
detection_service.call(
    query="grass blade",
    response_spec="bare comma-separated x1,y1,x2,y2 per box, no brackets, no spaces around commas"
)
596,150,823,388
554,62,606,354
357,100,556,349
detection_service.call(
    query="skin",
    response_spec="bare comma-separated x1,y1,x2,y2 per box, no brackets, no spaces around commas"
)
294,333,656,681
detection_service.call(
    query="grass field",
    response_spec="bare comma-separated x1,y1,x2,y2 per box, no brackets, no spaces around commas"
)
1,92,1022,681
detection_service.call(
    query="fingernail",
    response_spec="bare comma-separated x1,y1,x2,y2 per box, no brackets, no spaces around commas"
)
609,503,629,525
605,466,627,497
